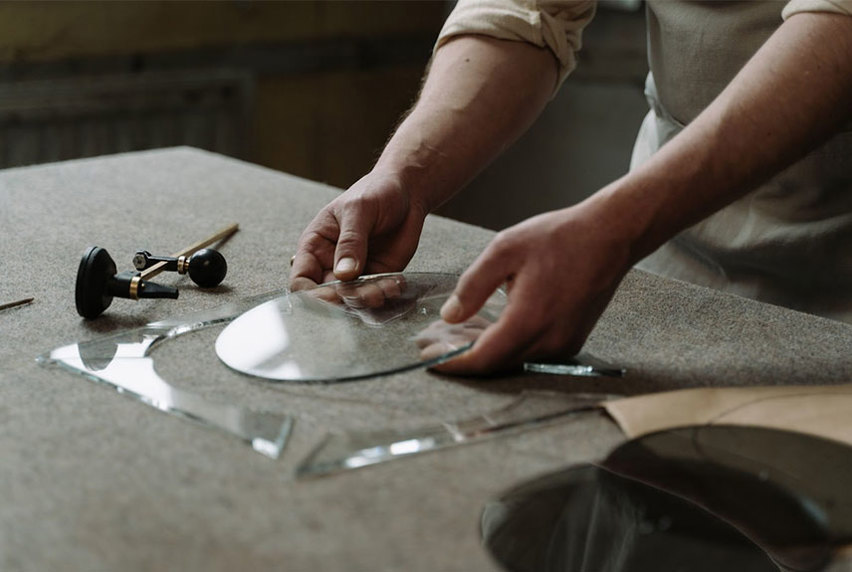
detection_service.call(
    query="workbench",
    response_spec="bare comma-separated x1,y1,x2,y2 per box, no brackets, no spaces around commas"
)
2,148,851,571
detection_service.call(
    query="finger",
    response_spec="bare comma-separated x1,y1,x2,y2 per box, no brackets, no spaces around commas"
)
290,221,338,289
289,275,320,292
290,249,327,291
375,275,405,301
435,264,563,375
333,201,374,281
432,295,542,375
438,281,607,375
304,284,343,304
412,318,487,349
429,328,530,376
338,282,384,309
290,260,339,290
419,337,476,363
440,244,514,324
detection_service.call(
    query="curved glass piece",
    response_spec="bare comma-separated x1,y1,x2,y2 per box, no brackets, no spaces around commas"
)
296,391,619,478
37,291,293,459
482,425,852,572
215,273,507,383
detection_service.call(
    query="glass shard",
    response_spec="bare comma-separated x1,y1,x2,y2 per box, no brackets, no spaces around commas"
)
525,353,626,377
37,290,293,458
296,391,619,478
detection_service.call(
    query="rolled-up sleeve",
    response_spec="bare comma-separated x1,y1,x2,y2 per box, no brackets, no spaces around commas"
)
782,0,852,19
435,0,597,90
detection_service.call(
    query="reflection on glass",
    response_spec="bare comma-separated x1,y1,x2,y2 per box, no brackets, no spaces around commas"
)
524,353,626,378
37,291,294,458
216,273,507,382
296,391,618,478
483,426,852,572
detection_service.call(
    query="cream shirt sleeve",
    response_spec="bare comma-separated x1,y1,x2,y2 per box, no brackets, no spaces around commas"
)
783,0,852,18
435,0,597,90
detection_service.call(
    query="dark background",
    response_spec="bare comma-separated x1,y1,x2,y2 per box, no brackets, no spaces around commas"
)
0,0,648,230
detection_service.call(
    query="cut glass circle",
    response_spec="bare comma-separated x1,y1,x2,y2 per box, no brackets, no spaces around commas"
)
215,273,506,382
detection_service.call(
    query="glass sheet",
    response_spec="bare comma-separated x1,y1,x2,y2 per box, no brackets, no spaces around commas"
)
296,391,619,478
37,291,294,459
39,272,626,460
215,272,508,382
482,425,852,572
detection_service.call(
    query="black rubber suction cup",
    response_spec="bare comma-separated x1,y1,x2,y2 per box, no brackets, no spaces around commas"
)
75,246,179,319
76,246,117,319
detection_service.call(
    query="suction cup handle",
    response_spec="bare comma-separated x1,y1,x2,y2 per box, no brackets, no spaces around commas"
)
76,246,180,319
109,271,179,300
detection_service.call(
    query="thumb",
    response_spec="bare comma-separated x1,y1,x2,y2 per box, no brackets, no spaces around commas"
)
333,205,373,281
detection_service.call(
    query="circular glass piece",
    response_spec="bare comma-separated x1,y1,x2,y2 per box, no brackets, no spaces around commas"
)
482,425,852,572
215,272,506,382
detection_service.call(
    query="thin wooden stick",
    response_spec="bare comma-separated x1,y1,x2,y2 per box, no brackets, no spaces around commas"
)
0,297,34,312
141,223,239,280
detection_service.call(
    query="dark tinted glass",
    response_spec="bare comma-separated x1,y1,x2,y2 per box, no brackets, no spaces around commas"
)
483,425,852,572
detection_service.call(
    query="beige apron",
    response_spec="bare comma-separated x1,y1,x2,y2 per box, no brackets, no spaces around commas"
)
633,1,852,323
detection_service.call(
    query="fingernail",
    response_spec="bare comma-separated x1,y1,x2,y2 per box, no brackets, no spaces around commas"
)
335,257,357,274
440,294,463,322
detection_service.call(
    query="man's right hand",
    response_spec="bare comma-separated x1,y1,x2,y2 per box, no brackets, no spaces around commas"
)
290,34,559,297
289,169,428,291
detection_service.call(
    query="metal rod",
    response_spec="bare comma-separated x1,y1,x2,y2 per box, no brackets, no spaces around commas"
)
141,223,239,280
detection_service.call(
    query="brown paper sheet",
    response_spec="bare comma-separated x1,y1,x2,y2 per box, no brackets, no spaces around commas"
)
604,384,852,446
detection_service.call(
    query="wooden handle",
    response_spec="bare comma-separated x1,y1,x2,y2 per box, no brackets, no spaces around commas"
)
0,297,34,312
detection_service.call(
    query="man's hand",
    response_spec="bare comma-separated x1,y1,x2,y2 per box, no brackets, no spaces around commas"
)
434,194,635,375
290,36,558,292
289,170,428,291
429,11,852,376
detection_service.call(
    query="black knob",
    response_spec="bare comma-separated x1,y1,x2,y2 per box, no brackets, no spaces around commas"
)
187,248,228,288
133,248,227,288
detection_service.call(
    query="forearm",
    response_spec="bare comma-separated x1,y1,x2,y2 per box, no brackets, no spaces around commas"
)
593,11,852,262
374,35,558,213
432,10,851,375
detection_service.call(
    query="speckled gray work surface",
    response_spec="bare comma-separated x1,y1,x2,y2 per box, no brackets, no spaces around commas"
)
2,148,851,572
